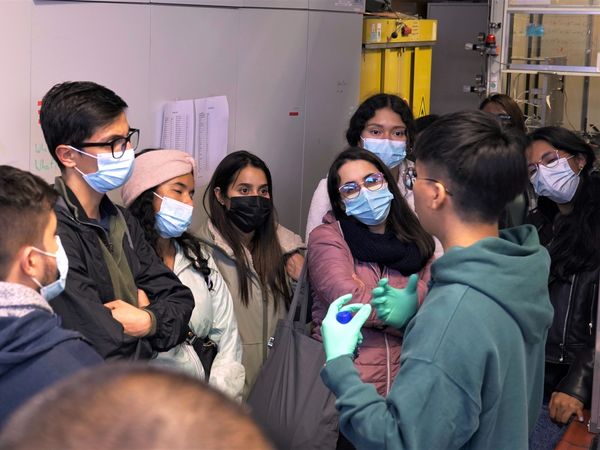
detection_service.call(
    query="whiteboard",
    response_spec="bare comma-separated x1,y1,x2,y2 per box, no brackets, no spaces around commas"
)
29,1,152,182
0,1,32,170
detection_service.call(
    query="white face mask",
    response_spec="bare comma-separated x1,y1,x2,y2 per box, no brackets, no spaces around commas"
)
361,138,407,169
531,156,581,204
153,192,194,238
70,146,135,193
30,236,69,301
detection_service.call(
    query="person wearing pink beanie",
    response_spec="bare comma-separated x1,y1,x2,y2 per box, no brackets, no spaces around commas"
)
122,149,245,401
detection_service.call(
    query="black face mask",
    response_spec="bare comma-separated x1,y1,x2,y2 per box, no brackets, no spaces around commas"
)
226,196,272,233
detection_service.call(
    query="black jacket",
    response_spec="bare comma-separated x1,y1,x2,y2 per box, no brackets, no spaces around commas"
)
50,179,194,360
544,268,599,406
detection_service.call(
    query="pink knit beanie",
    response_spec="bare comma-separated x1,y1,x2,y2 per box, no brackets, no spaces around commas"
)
121,149,196,207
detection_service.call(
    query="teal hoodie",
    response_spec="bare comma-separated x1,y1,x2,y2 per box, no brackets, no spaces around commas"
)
322,225,554,450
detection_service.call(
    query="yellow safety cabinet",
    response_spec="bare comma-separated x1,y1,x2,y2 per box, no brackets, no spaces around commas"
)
361,17,437,118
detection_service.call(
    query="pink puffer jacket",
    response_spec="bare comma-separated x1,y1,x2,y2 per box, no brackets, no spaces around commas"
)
308,212,431,397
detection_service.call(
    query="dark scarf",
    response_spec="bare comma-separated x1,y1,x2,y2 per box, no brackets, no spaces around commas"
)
339,217,425,276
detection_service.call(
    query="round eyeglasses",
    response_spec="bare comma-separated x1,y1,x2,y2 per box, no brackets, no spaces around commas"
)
527,150,572,178
339,172,385,199
75,128,140,159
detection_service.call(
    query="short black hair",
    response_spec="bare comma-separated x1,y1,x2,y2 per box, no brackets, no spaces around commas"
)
346,93,415,156
39,81,128,168
414,111,528,223
414,114,440,136
0,165,58,279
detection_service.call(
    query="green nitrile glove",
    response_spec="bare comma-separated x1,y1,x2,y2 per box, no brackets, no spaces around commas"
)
321,293,372,362
371,274,419,329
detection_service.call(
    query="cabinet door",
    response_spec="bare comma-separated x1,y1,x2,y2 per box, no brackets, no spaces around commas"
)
234,8,308,232
428,2,488,114
149,5,238,151
302,9,363,236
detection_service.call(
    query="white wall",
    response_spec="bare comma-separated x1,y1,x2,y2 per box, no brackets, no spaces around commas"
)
0,0,364,235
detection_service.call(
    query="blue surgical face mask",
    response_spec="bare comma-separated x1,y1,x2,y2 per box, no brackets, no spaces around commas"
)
361,138,407,168
531,156,581,204
70,146,135,193
31,236,69,301
343,184,394,226
153,192,194,238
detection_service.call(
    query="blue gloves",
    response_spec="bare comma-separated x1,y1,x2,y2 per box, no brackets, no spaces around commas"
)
321,294,372,362
371,274,419,329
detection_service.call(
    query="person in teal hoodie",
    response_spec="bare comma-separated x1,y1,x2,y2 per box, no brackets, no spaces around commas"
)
320,111,554,450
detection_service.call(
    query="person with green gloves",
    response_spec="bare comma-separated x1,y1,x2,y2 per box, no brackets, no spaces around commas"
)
322,295,372,362
320,111,554,450
371,275,418,329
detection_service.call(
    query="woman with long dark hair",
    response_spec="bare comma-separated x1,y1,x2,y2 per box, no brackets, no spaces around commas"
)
308,147,435,399
526,127,600,449
122,149,244,401
306,93,418,239
198,150,305,399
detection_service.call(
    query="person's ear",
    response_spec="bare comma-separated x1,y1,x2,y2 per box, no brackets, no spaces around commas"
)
575,154,586,171
19,247,39,278
55,145,77,169
214,187,226,206
429,182,448,211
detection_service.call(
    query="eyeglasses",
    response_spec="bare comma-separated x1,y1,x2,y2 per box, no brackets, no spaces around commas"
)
76,128,140,159
527,150,572,178
496,114,513,125
339,172,385,199
403,167,453,196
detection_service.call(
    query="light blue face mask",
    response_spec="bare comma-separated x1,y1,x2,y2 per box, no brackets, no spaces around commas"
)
531,156,581,204
153,192,194,238
361,138,407,169
31,236,69,301
70,146,135,193
343,184,394,226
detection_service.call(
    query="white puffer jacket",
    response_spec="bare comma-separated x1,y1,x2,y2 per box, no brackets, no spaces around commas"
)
152,242,245,402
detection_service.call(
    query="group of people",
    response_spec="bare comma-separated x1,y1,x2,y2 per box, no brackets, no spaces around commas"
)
0,80,598,450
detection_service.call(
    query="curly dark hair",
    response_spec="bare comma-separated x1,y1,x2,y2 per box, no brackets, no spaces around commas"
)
129,189,211,288
346,93,416,158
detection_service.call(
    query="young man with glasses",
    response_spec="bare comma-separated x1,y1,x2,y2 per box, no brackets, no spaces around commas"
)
319,111,554,449
39,81,194,360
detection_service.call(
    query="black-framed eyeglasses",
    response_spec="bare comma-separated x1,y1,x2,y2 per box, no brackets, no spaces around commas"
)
527,149,572,178
404,167,453,196
75,128,140,159
339,172,385,199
